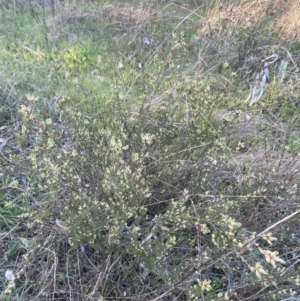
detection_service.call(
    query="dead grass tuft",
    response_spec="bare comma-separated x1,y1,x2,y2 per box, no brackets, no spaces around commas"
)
197,0,300,41
275,0,300,38
102,4,154,25
197,0,270,38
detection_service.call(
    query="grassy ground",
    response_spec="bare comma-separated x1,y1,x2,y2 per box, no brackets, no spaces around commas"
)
1,0,300,300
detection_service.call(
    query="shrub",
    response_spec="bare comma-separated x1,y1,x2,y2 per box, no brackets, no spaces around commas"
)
1,0,300,300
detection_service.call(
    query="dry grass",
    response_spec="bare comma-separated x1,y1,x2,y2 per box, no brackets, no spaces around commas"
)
275,0,300,38
197,0,300,34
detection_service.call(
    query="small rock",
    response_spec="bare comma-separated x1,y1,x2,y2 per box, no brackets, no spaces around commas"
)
5,269,14,281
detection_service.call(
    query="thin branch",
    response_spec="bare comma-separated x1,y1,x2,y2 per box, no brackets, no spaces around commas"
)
258,208,300,237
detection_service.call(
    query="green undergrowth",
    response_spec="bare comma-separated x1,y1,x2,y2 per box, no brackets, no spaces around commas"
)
1,0,300,300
